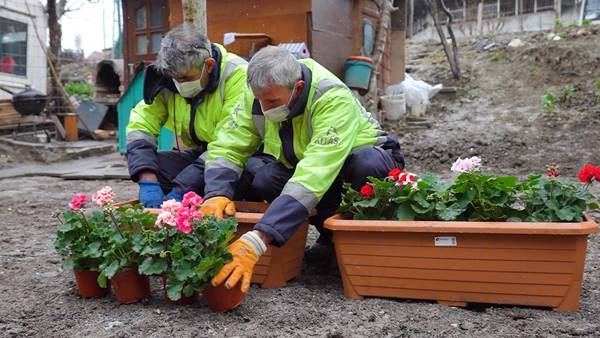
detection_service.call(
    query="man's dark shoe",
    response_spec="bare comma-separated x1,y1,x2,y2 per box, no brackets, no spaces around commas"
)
304,237,335,264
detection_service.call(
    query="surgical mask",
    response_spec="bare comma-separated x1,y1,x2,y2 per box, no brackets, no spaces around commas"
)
173,66,205,98
261,87,296,122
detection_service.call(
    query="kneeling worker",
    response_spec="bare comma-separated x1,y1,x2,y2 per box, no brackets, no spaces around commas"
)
126,24,247,207
201,46,405,292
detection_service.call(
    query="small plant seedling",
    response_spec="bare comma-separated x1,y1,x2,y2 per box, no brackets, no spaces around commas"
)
561,86,577,99
568,21,578,28
559,32,568,39
541,90,557,112
491,54,504,62
554,19,563,28
582,19,593,27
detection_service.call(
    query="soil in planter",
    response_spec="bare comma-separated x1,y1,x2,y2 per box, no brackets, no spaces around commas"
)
203,282,246,312
111,267,151,304
161,276,199,305
73,270,109,298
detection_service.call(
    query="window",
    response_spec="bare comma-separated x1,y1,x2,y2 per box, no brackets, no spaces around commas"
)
0,17,27,76
131,1,167,56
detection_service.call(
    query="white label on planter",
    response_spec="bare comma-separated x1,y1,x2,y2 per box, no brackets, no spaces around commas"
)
434,236,457,247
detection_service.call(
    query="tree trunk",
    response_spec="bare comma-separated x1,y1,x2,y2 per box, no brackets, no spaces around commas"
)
182,0,207,35
47,0,63,113
424,0,461,79
365,0,397,118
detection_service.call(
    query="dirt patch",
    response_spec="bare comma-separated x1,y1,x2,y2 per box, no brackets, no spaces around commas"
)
0,177,599,337
395,28,600,176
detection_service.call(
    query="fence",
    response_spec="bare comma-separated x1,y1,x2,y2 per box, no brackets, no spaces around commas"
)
439,0,559,22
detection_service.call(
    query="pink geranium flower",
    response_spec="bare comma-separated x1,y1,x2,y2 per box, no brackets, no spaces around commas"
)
155,199,182,228
181,191,203,208
451,156,482,173
69,194,89,210
92,186,116,207
175,207,203,234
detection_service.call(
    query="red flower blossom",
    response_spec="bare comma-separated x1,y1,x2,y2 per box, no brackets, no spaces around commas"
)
388,168,404,181
578,164,600,183
359,183,374,198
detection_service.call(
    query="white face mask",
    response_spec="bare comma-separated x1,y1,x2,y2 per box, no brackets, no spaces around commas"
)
173,66,205,98
261,87,296,122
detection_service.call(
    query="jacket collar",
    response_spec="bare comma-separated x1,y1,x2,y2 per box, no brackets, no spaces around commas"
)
287,63,312,119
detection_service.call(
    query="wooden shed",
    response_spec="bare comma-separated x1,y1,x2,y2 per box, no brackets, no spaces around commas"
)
121,0,406,94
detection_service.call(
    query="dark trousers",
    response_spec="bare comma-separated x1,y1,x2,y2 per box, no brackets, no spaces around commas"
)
155,150,205,194
237,146,402,241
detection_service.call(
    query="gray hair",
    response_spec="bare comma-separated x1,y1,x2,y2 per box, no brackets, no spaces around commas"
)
155,24,211,78
247,46,302,91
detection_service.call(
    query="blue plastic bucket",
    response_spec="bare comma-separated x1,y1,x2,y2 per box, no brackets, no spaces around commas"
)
343,59,373,90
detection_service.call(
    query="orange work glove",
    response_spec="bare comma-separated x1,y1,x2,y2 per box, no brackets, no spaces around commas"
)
211,231,267,292
200,196,236,219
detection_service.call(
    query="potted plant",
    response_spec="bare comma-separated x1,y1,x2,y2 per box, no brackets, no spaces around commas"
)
116,199,309,289
326,158,599,312
54,193,111,298
92,186,156,304
138,192,242,310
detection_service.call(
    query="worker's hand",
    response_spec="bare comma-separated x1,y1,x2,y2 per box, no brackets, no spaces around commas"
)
138,180,164,208
211,231,267,292
165,188,183,202
200,196,236,219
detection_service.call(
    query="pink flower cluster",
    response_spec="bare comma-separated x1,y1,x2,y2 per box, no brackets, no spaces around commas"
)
156,192,204,234
155,200,182,228
69,194,89,210
92,186,116,207
451,156,482,173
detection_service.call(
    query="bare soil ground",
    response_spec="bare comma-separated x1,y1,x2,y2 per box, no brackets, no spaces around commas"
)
2,28,600,337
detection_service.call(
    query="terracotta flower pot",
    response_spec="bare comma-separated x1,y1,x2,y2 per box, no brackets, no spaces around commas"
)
203,282,246,312
161,276,199,305
73,270,109,298
111,267,151,304
325,214,599,312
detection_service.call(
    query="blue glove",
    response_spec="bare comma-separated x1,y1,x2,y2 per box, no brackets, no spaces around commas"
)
165,188,184,202
138,181,164,208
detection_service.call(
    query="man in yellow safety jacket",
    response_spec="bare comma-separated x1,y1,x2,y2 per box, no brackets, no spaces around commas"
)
126,24,247,207
200,46,405,293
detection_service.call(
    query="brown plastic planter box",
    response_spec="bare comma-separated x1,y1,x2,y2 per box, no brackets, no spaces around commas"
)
115,200,308,289
324,214,598,312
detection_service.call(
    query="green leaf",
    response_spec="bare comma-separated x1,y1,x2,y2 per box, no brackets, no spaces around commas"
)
97,272,108,288
174,262,196,281
138,257,168,276
84,241,102,258
555,207,576,221
167,278,184,301
355,197,379,208
104,260,121,279
63,258,75,270
395,204,415,220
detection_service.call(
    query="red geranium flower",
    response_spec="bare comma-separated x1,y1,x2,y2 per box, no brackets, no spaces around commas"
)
578,164,600,183
388,168,404,181
359,183,374,198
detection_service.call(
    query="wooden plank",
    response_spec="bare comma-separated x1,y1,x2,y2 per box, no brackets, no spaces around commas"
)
340,255,577,274
352,286,563,308
334,232,578,250
338,244,577,262
348,276,569,297
344,265,574,285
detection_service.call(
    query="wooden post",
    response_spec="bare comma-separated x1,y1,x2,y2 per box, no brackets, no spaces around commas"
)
408,0,414,38
497,0,501,18
555,0,562,18
477,1,484,35
534,0,538,13
515,0,519,16
182,0,207,34
579,0,587,26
